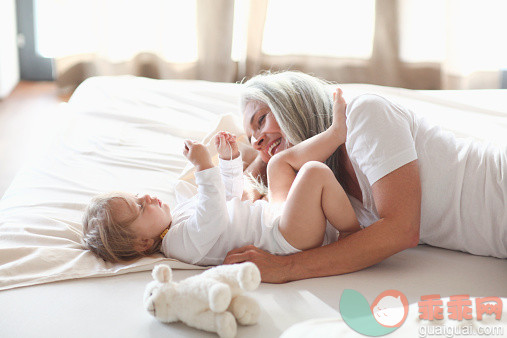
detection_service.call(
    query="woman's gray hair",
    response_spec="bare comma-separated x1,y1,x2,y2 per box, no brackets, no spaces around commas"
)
241,71,341,178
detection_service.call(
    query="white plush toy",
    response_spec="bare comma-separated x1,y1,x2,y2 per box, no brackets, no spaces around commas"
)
144,262,261,338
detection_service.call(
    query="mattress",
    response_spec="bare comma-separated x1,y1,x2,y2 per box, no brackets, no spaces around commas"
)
0,76,505,337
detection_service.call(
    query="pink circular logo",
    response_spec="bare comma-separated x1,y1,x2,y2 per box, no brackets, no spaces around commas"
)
370,289,409,327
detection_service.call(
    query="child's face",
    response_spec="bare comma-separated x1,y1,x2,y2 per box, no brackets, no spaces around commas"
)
122,193,172,241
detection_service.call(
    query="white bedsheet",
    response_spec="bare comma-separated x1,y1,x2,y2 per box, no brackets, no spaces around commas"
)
0,246,504,338
282,296,507,338
0,76,505,337
1,77,247,290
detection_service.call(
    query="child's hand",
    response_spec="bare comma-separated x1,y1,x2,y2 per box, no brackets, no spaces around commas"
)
214,131,240,160
183,140,213,171
332,88,347,144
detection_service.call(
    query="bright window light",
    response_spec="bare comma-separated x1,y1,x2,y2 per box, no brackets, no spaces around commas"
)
399,0,507,72
398,0,446,63
35,0,198,63
445,0,507,72
261,0,375,59
231,0,249,62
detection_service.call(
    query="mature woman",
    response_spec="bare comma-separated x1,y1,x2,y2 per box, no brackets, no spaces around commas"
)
223,71,507,283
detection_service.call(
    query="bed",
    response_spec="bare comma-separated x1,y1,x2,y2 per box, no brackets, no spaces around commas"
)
0,76,505,337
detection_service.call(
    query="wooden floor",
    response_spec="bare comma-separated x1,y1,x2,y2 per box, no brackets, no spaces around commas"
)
0,81,72,198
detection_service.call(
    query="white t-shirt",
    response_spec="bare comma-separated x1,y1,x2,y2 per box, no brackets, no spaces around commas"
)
162,156,338,265
345,94,507,258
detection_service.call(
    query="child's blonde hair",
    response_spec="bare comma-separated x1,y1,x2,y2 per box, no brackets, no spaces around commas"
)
82,192,161,262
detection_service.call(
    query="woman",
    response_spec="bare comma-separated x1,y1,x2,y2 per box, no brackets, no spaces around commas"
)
223,71,507,283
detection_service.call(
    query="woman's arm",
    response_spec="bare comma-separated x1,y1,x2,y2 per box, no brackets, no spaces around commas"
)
223,160,421,283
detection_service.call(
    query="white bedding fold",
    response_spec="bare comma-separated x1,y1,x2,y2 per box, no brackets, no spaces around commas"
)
1,76,505,291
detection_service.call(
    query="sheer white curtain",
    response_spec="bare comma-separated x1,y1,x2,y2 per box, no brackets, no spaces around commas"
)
37,0,198,62
37,0,235,90
240,0,404,87
399,0,507,89
242,0,507,89
36,0,507,90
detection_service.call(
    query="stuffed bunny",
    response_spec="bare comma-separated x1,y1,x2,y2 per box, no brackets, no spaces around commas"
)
144,262,261,338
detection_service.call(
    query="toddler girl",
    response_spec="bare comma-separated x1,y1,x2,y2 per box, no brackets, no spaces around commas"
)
82,89,360,265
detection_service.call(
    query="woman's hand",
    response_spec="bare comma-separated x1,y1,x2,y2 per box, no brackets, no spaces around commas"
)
223,245,294,283
214,131,240,160
332,88,347,144
183,139,213,171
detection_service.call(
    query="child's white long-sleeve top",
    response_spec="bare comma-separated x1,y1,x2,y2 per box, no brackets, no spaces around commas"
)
161,156,338,265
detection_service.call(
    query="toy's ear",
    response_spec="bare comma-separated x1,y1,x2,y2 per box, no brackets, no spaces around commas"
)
152,264,172,283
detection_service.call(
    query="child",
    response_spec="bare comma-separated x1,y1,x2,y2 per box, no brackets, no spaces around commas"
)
82,89,360,265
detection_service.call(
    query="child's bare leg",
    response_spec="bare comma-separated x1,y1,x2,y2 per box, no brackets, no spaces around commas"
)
266,154,297,203
278,161,360,250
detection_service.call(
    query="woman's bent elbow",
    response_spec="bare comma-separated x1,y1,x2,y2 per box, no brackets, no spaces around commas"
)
408,231,420,248
406,222,421,248
392,218,420,250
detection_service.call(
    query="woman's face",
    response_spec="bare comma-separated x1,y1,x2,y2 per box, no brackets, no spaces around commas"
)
243,101,292,163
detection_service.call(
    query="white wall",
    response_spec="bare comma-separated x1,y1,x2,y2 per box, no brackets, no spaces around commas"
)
0,0,20,99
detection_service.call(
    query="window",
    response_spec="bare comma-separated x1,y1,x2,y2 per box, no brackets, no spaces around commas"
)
35,0,198,63
398,0,446,63
231,0,249,62
399,0,507,72
261,0,375,59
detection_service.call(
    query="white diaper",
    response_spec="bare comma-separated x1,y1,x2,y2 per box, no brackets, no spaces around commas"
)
268,218,339,255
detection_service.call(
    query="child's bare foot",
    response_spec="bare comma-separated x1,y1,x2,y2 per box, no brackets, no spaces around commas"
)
332,88,347,144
